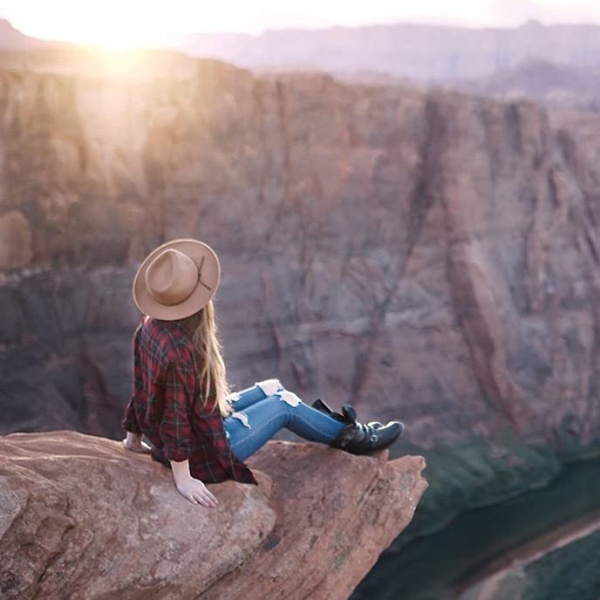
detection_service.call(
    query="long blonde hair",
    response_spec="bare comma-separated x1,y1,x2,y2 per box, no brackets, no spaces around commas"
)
179,301,231,416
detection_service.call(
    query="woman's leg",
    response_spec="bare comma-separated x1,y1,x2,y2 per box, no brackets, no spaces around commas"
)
224,394,346,462
227,379,284,411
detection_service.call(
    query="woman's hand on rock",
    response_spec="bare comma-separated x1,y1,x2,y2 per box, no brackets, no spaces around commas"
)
176,477,219,508
122,432,151,454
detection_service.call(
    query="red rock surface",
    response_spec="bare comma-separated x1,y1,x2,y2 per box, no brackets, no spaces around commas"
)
0,431,427,600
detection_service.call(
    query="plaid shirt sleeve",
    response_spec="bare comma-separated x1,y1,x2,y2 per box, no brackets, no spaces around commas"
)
159,360,198,462
122,399,142,434
122,328,143,434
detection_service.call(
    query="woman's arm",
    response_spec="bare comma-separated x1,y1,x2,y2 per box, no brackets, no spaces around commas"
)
160,360,219,507
170,459,218,508
122,431,151,453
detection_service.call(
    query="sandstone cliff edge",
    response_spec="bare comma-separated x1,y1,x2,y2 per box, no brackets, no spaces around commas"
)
0,431,426,600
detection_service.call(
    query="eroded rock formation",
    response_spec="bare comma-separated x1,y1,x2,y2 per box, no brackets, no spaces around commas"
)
1,52,600,552
0,431,427,600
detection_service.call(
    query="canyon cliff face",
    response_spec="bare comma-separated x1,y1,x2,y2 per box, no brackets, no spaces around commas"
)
1,55,600,541
458,60,600,112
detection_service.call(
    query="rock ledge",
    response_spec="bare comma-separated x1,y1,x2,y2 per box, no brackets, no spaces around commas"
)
0,431,427,600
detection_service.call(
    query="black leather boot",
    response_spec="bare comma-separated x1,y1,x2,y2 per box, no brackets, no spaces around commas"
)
311,399,403,455
312,398,384,428
312,398,357,422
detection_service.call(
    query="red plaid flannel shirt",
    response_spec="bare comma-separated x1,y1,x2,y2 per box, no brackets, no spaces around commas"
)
122,317,256,485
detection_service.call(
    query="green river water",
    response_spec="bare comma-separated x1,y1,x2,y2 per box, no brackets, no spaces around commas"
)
352,455,600,600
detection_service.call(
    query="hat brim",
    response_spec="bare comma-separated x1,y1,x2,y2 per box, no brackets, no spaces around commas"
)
132,239,221,320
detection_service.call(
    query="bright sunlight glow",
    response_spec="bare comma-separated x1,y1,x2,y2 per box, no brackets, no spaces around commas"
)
8,0,173,50
4,0,600,51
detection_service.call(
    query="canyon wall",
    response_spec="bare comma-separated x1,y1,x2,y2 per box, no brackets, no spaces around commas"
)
1,56,600,537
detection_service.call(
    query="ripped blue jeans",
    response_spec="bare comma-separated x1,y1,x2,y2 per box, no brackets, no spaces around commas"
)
223,379,346,461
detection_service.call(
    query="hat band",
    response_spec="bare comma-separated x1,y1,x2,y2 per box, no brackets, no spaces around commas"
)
148,277,198,306
144,247,206,307
132,238,221,321
148,259,213,306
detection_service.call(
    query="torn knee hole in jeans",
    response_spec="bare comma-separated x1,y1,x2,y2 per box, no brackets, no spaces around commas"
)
231,412,251,428
256,379,302,406
278,390,301,407
256,378,282,397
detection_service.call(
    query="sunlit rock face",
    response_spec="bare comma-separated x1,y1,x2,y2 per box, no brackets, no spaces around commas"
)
0,431,427,600
1,56,600,525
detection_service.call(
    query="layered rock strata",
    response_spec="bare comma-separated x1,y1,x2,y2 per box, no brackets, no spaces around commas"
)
1,55,600,540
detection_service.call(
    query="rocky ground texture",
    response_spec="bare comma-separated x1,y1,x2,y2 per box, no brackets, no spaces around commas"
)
0,431,426,600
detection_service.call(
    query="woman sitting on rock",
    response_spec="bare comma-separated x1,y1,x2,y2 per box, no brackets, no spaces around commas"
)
122,239,403,508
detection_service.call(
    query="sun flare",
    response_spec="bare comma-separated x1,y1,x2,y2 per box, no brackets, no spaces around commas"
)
11,0,172,51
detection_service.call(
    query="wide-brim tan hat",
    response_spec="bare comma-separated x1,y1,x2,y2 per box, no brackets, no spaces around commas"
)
132,238,220,321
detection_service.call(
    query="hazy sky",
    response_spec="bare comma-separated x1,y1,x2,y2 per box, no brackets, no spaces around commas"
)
1,0,599,49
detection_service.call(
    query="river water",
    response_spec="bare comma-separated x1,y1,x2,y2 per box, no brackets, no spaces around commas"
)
352,455,600,600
